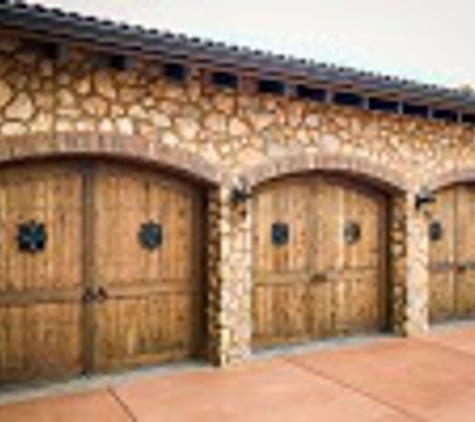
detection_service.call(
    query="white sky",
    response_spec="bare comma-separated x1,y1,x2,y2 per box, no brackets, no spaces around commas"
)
37,0,475,89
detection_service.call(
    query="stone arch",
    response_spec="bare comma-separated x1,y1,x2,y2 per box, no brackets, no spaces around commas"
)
0,132,222,184
244,150,411,343
0,131,230,365
244,152,408,193
428,167,475,191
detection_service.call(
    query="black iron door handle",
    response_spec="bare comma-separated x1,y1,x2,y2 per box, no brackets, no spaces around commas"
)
82,287,95,303
82,286,109,303
311,273,328,284
96,286,109,303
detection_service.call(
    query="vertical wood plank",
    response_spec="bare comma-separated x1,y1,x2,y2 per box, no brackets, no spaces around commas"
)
428,187,456,323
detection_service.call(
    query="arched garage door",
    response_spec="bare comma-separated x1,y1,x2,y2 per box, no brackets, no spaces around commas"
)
429,184,475,323
0,161,205,384
252,175,388,348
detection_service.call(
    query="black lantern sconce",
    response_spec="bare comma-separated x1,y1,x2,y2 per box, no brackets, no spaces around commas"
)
415,186,436,212
229,177,252,206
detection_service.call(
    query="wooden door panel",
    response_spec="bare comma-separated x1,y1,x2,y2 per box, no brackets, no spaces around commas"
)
428,184,475,323
428,187,456,322
336,269,380,335
92,165,202,371
0,170,83,290
307,179,340,339
455,270,475,318
252,179,312,347
253,282,308,347
338,185,384,334
343,187,381,269
94,293,198,369
455,186,475,319
313,180,342,272
253,179,311,274
307,278,334,339
429,271,456,323
0,166,83,383
0,304,81,382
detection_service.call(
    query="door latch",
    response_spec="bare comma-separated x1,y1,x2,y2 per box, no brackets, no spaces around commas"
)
82,286,109,303
311,273,328,284
82,287,95,303
96,286,109,303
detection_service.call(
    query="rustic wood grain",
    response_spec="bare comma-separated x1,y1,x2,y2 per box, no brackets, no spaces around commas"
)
252,175,387,349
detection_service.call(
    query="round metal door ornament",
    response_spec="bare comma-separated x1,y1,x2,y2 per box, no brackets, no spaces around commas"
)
429,220,443,242
138,221,163,250
344,220,361,245
17,221,47,253
271,222,289,246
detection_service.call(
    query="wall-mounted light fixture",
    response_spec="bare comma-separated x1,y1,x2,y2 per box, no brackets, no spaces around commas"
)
415,186,436,211
229,177,251,206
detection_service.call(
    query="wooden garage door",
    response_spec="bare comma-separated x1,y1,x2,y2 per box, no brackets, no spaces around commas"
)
429,184,475,323
0,161,204,384
252,176,387,348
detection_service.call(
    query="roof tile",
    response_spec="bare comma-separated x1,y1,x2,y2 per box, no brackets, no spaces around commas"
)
1,0,475,109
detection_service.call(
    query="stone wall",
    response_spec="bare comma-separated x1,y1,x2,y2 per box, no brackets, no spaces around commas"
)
1,32,475,364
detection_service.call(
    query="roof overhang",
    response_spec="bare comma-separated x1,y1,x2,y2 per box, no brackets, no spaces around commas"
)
1,0,475,113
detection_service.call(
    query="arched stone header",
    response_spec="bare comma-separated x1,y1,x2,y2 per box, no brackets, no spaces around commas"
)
0,133,222,184
244,152,408,193
428,168,475,191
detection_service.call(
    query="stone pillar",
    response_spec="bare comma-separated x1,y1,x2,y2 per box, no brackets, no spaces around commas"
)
388,194,407,335
403,189,430,335
206,185,252,366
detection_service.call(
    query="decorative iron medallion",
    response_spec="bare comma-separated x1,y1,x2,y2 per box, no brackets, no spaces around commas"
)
138,221,163,250
17,221,47,253
429,220,443,242
271,222,289,246
344,220,361,244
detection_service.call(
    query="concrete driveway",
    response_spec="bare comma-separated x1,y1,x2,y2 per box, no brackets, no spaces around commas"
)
2,326,475,421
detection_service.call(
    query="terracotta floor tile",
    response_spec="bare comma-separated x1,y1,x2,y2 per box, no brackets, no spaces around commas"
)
0,389,129,422
114,358,410,422
288,336,475,421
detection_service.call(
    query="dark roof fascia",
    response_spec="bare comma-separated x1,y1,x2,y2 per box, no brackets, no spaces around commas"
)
2,1,475,113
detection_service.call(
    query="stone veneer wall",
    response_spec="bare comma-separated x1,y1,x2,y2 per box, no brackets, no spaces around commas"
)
1,32,475,364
